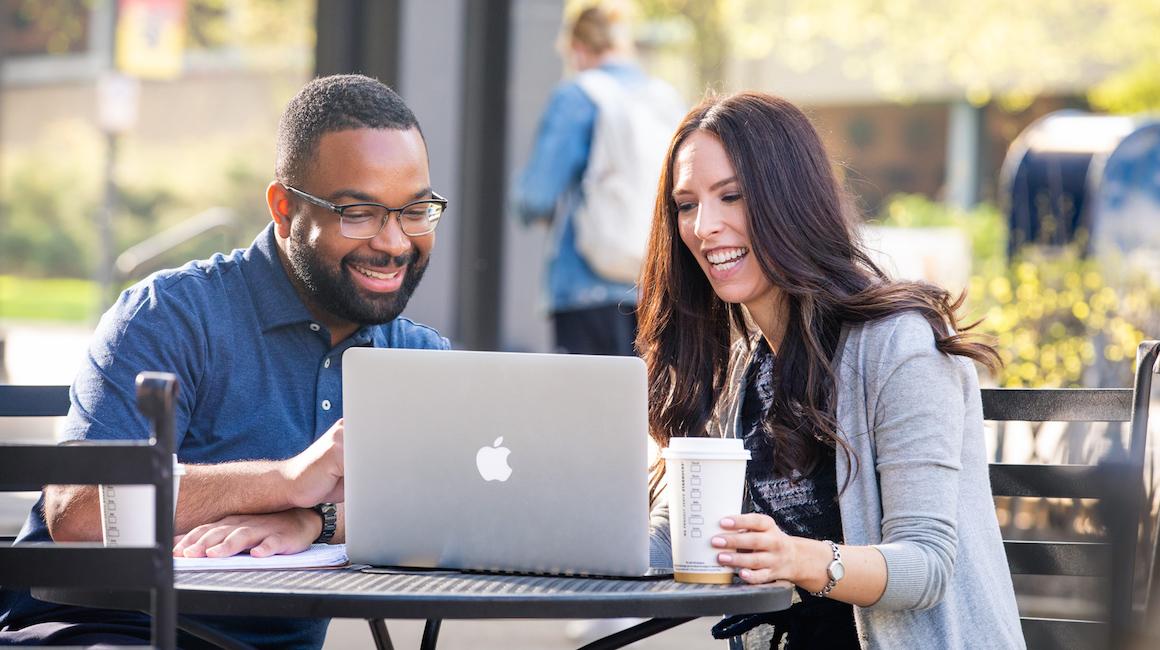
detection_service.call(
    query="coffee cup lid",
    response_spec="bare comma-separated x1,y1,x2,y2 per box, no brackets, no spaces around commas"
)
661,436,751,461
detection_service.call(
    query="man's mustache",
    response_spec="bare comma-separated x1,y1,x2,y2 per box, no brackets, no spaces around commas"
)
345,250,417,268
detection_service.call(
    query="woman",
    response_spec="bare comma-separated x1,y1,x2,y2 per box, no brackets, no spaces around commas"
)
639,92,1024,648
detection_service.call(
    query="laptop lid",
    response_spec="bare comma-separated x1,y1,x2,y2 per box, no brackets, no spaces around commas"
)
343,348,651,577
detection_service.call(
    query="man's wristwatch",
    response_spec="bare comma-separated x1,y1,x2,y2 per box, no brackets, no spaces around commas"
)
312,502,337,544
809,540,845,598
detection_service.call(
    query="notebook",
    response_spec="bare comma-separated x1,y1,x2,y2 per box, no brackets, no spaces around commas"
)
342,348,654,577
174,544,348,571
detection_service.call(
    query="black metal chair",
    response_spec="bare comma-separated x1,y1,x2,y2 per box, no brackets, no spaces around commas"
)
985,340,1160,649
0,373,177,650
0,384,69,545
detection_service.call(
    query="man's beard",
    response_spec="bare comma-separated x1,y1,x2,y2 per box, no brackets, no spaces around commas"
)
287,233,429,327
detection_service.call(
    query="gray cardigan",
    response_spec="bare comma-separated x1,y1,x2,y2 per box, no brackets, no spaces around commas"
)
649,312,1025,648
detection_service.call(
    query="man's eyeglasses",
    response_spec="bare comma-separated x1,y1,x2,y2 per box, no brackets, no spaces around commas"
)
284,184,448,239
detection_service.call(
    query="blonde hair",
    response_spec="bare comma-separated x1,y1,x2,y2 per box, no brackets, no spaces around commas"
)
567,4,631,55
571,7,613,53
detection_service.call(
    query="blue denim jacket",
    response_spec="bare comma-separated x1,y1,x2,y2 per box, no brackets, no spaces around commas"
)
511,62,644,313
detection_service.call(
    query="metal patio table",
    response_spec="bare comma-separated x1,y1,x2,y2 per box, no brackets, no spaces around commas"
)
35,566,793,650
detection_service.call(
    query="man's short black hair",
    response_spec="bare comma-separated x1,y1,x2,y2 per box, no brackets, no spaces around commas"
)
275,74,422,185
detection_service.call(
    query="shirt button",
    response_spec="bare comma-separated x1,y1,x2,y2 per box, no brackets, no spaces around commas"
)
321,399,332,411
323,358,331,369
309,323,321,332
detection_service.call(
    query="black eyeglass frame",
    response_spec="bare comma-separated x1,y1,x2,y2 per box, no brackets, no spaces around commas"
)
283,184,448,239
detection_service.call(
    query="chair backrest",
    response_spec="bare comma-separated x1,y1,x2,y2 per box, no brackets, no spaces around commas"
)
985,340,1160,650
0,373,178,650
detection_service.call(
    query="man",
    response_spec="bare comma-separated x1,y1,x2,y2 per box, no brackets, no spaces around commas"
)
512,5,683,357
0,74,449,648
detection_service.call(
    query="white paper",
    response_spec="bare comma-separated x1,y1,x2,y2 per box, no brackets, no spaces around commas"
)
174,544,348,571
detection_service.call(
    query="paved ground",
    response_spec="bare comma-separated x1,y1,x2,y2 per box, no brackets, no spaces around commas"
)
322,617,725,649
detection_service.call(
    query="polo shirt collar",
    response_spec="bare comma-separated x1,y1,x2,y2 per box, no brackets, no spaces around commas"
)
243,223,384,345
245,223,318,333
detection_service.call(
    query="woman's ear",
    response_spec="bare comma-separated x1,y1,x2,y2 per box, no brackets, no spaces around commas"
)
266,182,293,239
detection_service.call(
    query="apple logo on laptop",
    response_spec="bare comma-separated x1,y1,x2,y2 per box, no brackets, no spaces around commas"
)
476,436,513,482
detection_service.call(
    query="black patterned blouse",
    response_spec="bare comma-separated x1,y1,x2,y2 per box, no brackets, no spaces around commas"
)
738,340,860,649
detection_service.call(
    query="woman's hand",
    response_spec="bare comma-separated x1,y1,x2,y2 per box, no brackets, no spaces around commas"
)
711,513,802,585
173,508,321,559
713,513,888,605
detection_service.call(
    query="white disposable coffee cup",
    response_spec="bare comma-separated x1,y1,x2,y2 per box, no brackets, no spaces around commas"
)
99,454,185,547
662,437,751,584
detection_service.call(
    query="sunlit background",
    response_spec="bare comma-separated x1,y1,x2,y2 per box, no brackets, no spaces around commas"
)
2,1,1160,647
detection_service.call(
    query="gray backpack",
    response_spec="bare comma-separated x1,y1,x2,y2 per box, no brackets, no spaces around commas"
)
573,69,685,283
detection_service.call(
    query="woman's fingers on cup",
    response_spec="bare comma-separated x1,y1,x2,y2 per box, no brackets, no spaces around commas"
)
720,513,776,532
716,550,789,584
711,531,774,552
717,550,775,569
736,567,779,584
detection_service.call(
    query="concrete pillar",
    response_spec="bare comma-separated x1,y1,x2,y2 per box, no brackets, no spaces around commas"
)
391,0,467,342
945,99,982,210
315,0,564,350
501,0,566,353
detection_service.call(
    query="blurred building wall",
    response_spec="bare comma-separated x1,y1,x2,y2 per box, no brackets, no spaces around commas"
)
500,0,563,353
391,0,467,345
386,0,561,351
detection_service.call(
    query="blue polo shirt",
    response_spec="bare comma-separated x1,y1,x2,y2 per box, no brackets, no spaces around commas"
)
0,223,449,648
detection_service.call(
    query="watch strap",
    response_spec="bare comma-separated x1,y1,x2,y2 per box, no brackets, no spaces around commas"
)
312,502,337,544
809,539,842,598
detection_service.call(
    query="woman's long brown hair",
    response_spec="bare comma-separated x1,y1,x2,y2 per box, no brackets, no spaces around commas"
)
637,92,1000,501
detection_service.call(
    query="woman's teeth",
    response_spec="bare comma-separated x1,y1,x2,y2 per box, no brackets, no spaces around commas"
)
707,247,748,270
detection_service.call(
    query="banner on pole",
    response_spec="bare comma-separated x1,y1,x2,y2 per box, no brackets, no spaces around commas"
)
116,0,186,80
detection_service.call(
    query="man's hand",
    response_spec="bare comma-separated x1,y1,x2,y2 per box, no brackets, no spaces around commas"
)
173,508,322,559
280,418,345,509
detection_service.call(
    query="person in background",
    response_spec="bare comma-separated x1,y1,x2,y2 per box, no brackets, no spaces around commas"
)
640,92,1025,649
0,74,450,649
512,3,684,357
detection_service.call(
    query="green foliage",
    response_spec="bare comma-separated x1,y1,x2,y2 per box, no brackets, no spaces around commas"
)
1089,59,1160,114
1,125,272,280
632,0,1160,105
967,249,1156,388
5,0,93,55
0,124,103,277
184,0,315,68
874,193,1006,277
633,0,729,93
875,194,1160,388
0,275,98,323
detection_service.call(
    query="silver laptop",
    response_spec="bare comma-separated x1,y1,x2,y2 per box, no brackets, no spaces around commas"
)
342,348,652,577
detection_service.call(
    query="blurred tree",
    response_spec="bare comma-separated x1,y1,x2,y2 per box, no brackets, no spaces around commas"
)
634,0,728,93
1089,60,1160,114
3,0,312,60
2,0,312,282
1,0,92,56
185,0,314,61
876,194,1160,389
632,0,1160,109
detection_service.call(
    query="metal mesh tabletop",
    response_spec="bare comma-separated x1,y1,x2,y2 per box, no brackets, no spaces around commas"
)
37,567,793,620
